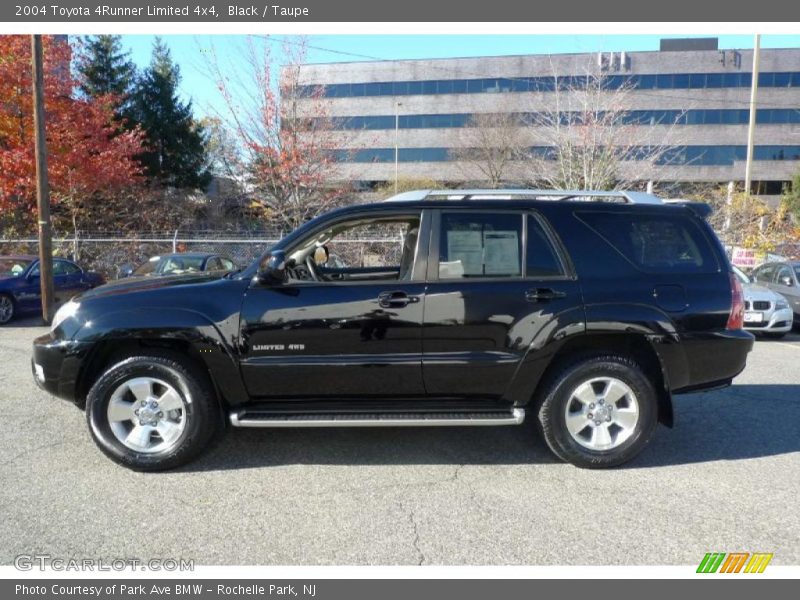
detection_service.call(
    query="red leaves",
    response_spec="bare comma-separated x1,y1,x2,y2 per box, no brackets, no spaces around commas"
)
0,35,144,222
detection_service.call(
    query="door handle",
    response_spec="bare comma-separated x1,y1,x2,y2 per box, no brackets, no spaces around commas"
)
378,290,419,308
525,288,566,302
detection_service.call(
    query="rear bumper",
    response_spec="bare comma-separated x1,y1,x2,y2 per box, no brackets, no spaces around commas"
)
670,329,754,393
31,332,92,404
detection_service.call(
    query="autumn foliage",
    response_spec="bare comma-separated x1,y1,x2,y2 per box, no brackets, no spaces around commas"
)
0,35,144,232
204,36,353,230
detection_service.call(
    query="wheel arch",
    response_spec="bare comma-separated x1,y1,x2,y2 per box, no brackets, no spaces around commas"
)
527,333,673,427
72,309,248,412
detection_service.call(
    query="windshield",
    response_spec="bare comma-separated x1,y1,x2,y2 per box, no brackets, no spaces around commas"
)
134,256,206,276
0,258,31,277
795,266,800,280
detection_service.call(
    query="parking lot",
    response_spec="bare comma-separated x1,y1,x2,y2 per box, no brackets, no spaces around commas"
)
1,318,798,566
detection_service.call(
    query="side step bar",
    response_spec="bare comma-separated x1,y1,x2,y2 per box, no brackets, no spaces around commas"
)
230,408,525,428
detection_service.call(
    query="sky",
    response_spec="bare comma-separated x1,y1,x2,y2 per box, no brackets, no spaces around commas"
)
119,34,800,119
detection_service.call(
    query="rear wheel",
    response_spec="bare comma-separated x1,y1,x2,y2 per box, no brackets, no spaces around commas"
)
86,353,222,471
535,354,658,468
0,294,15,325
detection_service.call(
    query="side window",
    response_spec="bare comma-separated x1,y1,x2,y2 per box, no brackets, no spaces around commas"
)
755,265,775,283
221,259,236,271
206,257,223,271
53,260,80,276
577,211,717,273
438,212,522,279
526,215,564,277
775,266,794,286
289,214,422,282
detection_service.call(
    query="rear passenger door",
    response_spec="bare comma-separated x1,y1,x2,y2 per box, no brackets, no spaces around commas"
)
421,209,581,400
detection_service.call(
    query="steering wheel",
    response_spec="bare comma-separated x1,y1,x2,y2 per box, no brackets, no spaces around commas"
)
305,254,325,281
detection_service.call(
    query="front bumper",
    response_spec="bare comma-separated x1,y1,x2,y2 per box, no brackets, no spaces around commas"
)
31,332,93,403
743,307,794,334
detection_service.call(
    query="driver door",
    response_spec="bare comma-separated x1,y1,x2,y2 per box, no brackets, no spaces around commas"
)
239,210,429,400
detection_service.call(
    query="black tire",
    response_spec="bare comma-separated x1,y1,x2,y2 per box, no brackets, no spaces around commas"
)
534,354,658,469
86,352,223,471
0,293,15,325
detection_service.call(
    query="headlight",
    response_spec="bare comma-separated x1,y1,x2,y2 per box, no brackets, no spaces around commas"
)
51,299,79,331
775,297,790,310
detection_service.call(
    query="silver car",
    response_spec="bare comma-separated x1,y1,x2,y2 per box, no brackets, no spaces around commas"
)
749,261,800,330
732,265,794,338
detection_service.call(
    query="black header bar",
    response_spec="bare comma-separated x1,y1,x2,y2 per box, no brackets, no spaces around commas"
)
2,0,799,22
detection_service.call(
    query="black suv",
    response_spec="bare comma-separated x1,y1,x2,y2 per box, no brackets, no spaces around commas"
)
32,189,753,471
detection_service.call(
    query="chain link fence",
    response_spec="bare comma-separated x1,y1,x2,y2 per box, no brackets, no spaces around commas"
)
0,230,406,279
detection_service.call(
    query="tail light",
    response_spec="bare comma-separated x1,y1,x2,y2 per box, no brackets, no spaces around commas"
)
726,272,744,330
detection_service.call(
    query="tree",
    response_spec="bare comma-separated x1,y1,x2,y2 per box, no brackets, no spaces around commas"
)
696,184,799,254
0,35,144,234
523,69,686,190
75,35,136,117
781,171,800,223
449,111,529,187
132,38,211,190
203,36,353,231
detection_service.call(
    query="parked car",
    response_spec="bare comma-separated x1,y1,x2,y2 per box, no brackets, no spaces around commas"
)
749,260,800,328
731,265,793,338
119,253,238,278
0,255,104,325
32,189,753,471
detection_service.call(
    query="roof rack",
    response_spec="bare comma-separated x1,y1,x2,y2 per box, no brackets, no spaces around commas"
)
384,188,665,204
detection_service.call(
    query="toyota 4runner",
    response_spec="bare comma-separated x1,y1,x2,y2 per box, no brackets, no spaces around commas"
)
32,189,754,470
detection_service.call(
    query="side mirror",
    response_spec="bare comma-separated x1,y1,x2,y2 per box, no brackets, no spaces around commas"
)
118,264,134,279
780,275,794,287
258,250,287,284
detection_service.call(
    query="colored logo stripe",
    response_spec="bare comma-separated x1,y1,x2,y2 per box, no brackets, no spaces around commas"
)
744,553,773,573
720,553,749,573
697,552,773,573
697,553,726,573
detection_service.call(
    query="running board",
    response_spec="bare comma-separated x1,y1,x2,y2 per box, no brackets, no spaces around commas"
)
230,408,525,428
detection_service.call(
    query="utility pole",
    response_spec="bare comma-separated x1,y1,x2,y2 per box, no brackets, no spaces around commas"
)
31,34,54,324
744,33,761,200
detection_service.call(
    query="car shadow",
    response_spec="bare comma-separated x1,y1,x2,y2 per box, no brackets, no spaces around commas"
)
183,383,800,473
2,316,48,329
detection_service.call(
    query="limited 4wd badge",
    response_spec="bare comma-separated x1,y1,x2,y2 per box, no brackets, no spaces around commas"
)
252,344,305,352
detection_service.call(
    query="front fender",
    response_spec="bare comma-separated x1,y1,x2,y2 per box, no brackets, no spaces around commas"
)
72,307,249,406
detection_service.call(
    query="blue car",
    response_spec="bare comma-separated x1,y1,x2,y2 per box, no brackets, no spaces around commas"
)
0,255,105,325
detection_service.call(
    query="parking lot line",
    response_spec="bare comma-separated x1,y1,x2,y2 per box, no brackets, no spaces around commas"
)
774,342,800,351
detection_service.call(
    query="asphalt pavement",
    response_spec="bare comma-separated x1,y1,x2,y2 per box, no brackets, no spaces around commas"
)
1,317,798,565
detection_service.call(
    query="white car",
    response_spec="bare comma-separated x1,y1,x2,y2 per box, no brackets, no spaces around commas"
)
733,265,793,338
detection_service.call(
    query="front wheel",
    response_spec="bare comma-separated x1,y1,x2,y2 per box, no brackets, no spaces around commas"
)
0,294,15,325
535,354,658,468
86,353,223,471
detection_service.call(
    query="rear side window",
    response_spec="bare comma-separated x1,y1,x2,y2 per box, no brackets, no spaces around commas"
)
577,211,718,273
439,212,522,278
